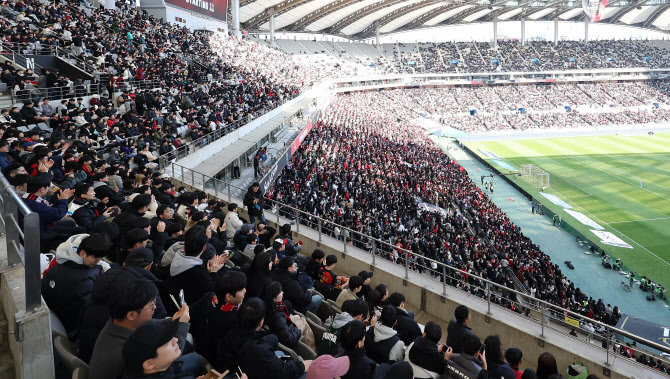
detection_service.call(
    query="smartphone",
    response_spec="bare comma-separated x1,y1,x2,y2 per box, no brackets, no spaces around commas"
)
479,343,486,355
178,289,184,307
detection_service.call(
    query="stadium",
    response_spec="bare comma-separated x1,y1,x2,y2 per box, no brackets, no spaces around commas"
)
1,0,670,377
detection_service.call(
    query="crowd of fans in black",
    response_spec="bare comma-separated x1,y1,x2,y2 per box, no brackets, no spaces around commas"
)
266,91,625,331
375,40,670,74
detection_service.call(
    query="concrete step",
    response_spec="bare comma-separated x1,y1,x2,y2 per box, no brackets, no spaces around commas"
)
0,301,16,379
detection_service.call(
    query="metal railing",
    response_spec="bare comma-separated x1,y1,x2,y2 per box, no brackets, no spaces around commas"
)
161,160,670,372
0,173,41,312
9,78,163,104
157,95,297,164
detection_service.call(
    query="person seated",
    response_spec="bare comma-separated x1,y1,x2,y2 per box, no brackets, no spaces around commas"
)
190,271,247,368
317,299,371,357
357,271,373,299
120,318,195,378
406,321,448,379
336,275,363,310
442,334,487,379
484,335,516,379
305,249,325,281
339,320,385,379
504,348,523,379
306,355,350,379
271,256,322,314
446,305,473,354
224,202,244,239
390,292,422,345
263,281,302,348
364,305,405,364
41,233,111,337
71,183,114,233
164,226,226,312
255,221,276,248
114,194,152,237
221,297,310,379
316,254,346,300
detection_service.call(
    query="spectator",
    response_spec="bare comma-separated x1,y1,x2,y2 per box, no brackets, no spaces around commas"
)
220,297,310,379
306,355,350,379
271,256,321,314
114,194,152,237
71,183,114,233
305,249,325,281
317,298,370,357
406,321,448,379
389,292,422,345
41,233,111,335
339,320,383,379
364,305,405,364
242,252,274,299
536,352,561,379
357,271,373,299
224,202,244,239
255,221,276,248
263,281,302,348
336,275,363,309
165,226,226,308
443,333,487,379
505,348,524,379
317,254,344,300
484,335,516,379
447,305,473,354
243,181,265,225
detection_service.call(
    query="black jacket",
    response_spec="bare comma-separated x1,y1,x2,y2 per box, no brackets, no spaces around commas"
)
120,361,195,379
305,259,322,281
408,336,448,377
266,301,301,348
114,208,146,237
189,292,238,369
340,348,376,379
243,187,263,217
442,353,487,379
71,199,108,233
94,182,125,207
257,225,276,248
78,266,167,363
41,260,104,335
446,319,472,354
221,328,305,379
271,268,312,312
394,308,422,345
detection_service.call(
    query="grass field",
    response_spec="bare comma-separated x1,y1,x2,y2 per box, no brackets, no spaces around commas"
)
464,133,670,291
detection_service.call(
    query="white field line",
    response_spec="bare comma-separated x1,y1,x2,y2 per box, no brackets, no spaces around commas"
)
606,216,670,225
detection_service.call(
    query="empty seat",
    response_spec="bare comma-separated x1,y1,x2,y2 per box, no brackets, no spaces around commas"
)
305,311,323,327
54,335,88,375
293,340,316,361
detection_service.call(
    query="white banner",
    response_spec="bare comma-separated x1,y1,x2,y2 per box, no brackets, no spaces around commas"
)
540,193,572,209
564,209,604,230
590,230,633,249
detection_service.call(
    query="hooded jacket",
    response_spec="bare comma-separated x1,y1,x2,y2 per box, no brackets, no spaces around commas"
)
316,312,354,356
364,322,405,364
221,328,304,379
406,336,447,379
41,234,107,334
446,319,472,354
165,249,218,311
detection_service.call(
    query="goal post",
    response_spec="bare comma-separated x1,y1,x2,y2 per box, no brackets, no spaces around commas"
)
520,164,550,190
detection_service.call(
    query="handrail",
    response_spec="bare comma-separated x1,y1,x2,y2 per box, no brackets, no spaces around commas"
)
161,161,670,364
9,79,163,104
157,94,299,165
0,172,42,312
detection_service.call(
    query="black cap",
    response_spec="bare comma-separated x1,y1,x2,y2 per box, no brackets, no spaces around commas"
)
358,271,373,281
131,194,152,209
125,247,154,266
122,321,180,373
384,361,413,379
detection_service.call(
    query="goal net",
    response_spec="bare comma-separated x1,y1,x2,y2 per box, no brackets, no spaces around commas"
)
520,164,550,189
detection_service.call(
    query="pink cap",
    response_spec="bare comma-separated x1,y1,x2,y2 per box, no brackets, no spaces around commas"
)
306,355,350,379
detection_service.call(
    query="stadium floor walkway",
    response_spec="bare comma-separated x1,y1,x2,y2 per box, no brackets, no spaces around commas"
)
435,137,670,326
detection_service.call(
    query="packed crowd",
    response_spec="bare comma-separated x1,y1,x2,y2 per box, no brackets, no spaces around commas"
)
385,81,670,133
378,40,670,74
266,91,625,333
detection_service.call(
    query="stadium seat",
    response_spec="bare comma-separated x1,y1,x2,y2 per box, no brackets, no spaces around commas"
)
293,340,316,361
305,311,323,327
37,123,50,131
17,126,29,133
306,318,325,342
53,336,88,375
277,342,303,362
316,300,338,321
72,366,88,379
50,312,67,340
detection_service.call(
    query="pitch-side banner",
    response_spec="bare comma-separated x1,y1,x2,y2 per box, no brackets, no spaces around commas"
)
165,0,227,22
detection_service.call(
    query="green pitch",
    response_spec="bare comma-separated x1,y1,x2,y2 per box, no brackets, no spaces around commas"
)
464,134,670,291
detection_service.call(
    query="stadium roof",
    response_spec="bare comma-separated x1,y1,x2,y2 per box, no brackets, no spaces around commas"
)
239,0,670,39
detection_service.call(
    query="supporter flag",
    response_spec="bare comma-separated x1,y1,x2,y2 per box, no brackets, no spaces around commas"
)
459,166,465,172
